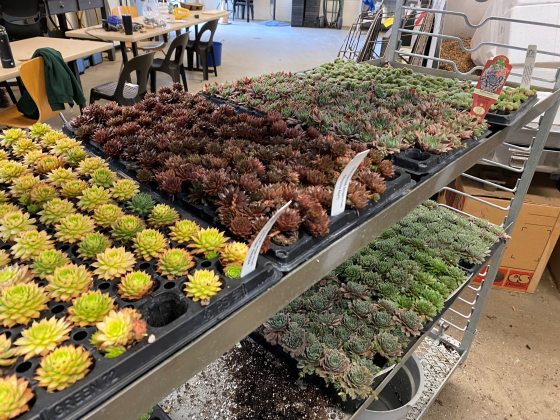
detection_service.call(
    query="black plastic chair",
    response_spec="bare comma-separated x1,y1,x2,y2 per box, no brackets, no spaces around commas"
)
233,0,254,22
0,0,46,40
150,32,190,93
90,53,154,106
186,19,219,81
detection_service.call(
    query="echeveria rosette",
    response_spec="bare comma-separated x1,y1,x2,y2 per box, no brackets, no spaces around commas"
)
60,179,89,199
0,265,33,291
0,211,36,242
77,156,108,176
0,334,17,367
14,317,72,360
90,168,117,188
90,308,147,357
77,186,112,212
169,219,201,244
219,241,248,267
47,167,77,187
92,247,136,280
111,215,145,243
126,192,155,217
46,264,93,302
133,229,168,261
68,290,114,327
38,198,75,226
394,309,422,337
111,179,139,201
55,214,95,244
189,228,229,260
35,345,92,392
118,271,153,300
148,204,179,228
77,233,112,260
31,249,71,279
11,230,54,261
317,349,350,381
297,340,325,375
157,248,195,279
279,326,307,358
262,312,288,345
0,375,34,419
183,269,222,306
93,204,124,228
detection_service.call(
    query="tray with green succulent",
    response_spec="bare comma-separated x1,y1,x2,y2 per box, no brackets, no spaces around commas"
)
69,84,415,272
0,124,281,420
257,200,506,404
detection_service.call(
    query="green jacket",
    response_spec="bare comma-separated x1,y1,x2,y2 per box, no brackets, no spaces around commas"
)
17,47,86,119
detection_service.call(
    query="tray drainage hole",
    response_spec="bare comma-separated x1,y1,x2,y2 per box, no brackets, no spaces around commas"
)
98,282,111,291
140,292,188,327
164,281,176,289
408,149,430,161
59,244,71,252
37,281,47,287
16,361,32,373
200,260,212,268
50,304,65,314
0,331,11,339
138,262,151,270
72,330,88,341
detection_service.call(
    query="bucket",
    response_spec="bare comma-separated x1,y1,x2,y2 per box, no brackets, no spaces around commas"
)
207,41,222,67
357,355,424,420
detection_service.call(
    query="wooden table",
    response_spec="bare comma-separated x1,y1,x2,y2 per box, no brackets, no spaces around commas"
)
1,37,114,88
65,11,228,64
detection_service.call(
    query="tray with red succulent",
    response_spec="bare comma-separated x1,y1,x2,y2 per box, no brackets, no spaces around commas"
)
70,85,411,272
0,124,280,420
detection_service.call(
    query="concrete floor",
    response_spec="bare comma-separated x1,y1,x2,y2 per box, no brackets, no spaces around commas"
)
46,21,560,419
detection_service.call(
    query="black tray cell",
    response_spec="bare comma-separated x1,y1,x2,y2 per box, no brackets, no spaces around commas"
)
485,94,539,127
393,148,439,175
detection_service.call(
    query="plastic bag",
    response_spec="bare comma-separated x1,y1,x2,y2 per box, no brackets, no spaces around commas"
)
142,0,166,27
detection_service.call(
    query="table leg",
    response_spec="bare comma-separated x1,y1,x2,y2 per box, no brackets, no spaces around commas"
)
120,42,129,64
68,60,83,89
131,42,139,57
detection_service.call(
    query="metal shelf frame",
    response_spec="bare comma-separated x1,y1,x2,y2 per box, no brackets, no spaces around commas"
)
81,85,560,419
75,3,560,416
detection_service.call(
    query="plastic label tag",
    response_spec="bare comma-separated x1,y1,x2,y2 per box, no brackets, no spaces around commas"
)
470,55,512,120
241,201,292,277
521,45,537,90
330,149,370,216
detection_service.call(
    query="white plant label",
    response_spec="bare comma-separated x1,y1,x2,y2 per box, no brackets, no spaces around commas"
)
241,200,292,277
330,150,370,217
521,45,537,89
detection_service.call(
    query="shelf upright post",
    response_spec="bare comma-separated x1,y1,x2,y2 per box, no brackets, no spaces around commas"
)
385,0,405,64
459,69,560,355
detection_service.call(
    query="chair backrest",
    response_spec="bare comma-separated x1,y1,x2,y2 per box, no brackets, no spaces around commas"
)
193,19,219,51
0,0,44,40
114,52,154,104
163,32,190,66
19,57,59,122
111,6,139,18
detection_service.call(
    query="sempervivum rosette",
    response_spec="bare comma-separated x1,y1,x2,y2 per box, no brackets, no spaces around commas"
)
183,269,222,306
0,283,48,327
60,179,89,199
169,219,201,244
14,317,72,360
10,230,54,261
90,308,147,357
92,247,136,280
55,214,95,244
77,156,108,177
77,233,112,260
77,186,112,212
31,249,70,279
0,265,33,291
117,271,153,300
0,334,17,367
93,204,124,228
0,211,36,242
46,264,93,302
126,192,154,217
157,248,195,279
38,198,75,226
189,228,229,260
110,215,145,243
0,375,34,419
68,290,114,326
110,179,139,201
148,204,179,228
132,229,168,261
35,345,92,392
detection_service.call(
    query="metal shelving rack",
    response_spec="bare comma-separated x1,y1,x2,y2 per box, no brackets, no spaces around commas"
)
78,3,560,419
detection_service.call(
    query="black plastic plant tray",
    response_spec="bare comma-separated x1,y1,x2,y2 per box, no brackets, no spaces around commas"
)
484,94,539,127
201,93,266,117
77,135,415,273
392,129,493,182
0,177,281,420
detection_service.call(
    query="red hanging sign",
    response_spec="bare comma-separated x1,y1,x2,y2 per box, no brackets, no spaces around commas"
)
470,55,512,120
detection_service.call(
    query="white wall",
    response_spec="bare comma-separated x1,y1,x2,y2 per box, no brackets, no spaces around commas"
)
443,0,492,37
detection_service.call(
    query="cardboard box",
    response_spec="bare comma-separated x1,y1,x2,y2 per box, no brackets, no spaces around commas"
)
440,169,560,293
548,241,560,290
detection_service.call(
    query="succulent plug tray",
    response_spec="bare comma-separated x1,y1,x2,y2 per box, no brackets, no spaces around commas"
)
0,125,281,420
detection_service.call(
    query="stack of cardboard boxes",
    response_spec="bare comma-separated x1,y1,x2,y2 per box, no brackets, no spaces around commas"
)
439,168,560,293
